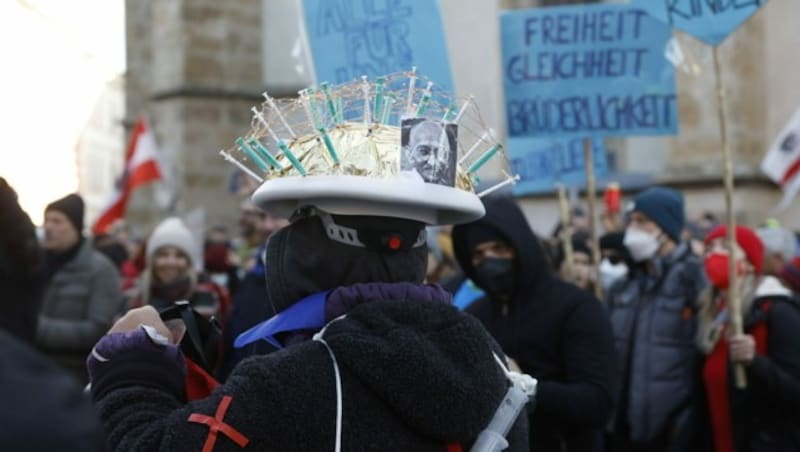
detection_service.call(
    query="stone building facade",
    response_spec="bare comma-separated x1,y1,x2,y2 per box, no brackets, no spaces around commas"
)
124,1,265,234
123,0,800,237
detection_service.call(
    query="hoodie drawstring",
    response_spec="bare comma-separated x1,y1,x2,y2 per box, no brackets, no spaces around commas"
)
313,317,346,452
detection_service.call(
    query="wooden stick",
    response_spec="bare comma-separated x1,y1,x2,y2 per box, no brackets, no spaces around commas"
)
713,46,747,389
557,184,575,282
583,138,604,301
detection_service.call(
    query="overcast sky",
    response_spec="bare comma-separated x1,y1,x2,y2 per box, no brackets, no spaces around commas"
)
0,0,125,224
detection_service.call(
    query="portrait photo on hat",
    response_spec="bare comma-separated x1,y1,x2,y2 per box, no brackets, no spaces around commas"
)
400,118,457,186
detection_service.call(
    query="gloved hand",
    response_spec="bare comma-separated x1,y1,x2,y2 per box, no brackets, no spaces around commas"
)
87,307,186,401
107,305,177,343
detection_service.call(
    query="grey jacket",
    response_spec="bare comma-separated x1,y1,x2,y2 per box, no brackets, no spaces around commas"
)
36,240,121,381
608,243,707,444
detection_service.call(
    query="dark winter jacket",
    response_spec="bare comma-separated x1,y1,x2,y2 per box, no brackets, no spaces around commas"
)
737,295,800,451
36,239,122,382
452,196,616,451
700,277,800,452
0,177,47,343
607,242,707,444
0,179,105,450
220,246,278,380
89,284,529,451
0,330,105,450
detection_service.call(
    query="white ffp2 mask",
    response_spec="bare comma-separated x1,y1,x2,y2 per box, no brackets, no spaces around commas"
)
600,258,628,290
623,228,661,262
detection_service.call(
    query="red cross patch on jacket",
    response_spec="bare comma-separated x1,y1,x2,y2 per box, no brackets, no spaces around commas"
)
188,395,249,452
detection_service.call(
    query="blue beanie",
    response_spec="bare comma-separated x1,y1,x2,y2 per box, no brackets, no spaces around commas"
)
631,187,684,242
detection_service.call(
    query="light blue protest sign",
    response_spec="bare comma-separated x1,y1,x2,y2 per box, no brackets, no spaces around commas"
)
509,137,608,195
301,0,453,89
500,4,678,139
631,0,767,46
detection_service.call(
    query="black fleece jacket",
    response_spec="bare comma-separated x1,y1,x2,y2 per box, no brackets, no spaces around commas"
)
453,195,617,452
0,330,105,450
91,297,529,451
734,296,800,451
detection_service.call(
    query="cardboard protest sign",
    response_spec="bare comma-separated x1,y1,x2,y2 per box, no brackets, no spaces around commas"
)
632,0,767,46
509,137,608,195
500,3,678,139
301,0,453,89
400,118,458,186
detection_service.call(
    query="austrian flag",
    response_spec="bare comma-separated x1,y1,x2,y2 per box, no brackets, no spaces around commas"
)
92,115,163,234
762,107,800,211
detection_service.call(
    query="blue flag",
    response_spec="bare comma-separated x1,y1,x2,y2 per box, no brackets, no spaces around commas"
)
301,0,453,89
500,3,678,139
631,0,767,46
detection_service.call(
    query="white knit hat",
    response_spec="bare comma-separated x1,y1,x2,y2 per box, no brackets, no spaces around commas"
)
146,217,200,270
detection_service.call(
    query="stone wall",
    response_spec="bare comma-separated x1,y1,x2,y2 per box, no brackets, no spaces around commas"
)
124,0,263,236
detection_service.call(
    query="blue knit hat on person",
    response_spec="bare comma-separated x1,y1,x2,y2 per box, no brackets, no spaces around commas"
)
630,187,685,242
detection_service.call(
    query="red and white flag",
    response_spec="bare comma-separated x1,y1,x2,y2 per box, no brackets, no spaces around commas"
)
92,115,163,234
762,107,800,211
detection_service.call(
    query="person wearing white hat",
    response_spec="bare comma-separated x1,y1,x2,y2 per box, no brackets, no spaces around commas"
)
86,72,531,451
126,217,219,319
756,225,797,279
125,217,226,387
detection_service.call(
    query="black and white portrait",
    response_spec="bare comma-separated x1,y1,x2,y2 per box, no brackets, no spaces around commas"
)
400,118,458,186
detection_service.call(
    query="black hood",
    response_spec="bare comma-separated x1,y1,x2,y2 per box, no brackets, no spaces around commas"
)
452,195,551,300
265,214,428,315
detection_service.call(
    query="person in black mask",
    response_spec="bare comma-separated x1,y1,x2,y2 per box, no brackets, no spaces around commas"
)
453,195,617,452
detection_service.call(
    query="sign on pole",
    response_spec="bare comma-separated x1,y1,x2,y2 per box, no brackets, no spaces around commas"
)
500,3,679,140
510,137,608,195
301,0,453,89
631,0,768,46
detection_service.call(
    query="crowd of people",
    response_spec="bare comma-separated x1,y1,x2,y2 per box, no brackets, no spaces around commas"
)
2,172,800,451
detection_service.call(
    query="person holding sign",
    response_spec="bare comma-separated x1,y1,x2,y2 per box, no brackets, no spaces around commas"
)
697,226,800,452
607,187,708,452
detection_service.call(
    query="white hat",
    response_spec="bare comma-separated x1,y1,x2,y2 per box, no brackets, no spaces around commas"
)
757,227,797,260
252,174,483,225
221,70,518,226
146,217,200,269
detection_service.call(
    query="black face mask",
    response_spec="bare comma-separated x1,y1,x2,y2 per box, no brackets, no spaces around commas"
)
474,258,515,300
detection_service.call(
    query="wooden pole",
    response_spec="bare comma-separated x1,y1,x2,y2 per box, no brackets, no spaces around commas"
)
583,138,604,301
557,184,575,282
713,46,747,389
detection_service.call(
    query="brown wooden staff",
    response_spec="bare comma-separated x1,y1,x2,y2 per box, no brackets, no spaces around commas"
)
557,183,575,282
583,138,604,301
713,46,746,389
